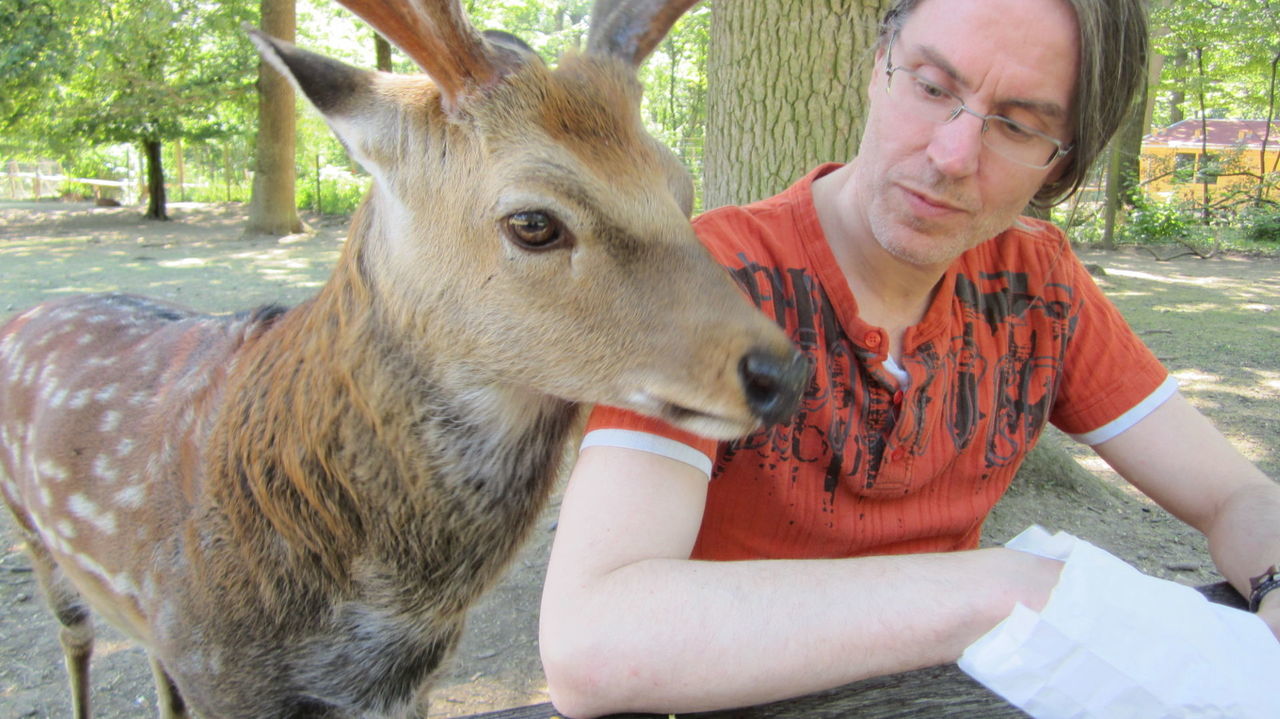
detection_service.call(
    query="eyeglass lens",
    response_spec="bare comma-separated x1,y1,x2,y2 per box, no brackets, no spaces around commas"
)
887,68,1062,169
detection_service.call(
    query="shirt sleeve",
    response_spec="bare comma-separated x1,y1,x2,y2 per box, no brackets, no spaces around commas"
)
581,405,720,478
1050,252,1173,444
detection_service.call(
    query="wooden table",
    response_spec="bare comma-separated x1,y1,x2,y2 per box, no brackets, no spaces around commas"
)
461,582,1247,719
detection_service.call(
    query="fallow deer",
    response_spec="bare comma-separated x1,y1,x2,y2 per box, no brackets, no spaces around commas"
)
0,0,808,716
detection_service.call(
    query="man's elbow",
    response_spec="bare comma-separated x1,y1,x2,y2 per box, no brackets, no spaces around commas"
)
541,624,643,719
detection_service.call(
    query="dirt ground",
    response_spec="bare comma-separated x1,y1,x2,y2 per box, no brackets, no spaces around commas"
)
0,200,1277,718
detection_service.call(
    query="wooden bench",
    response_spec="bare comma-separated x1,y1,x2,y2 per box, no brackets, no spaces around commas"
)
461,582,1246,719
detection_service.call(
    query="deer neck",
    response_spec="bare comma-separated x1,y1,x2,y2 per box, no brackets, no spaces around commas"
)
202,215,581,612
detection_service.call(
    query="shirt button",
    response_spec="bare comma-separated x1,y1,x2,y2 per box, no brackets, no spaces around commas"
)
864,332,881,348
891,447,906,461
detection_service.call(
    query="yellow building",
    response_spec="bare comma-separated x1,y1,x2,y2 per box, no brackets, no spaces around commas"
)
1141,119,1280,204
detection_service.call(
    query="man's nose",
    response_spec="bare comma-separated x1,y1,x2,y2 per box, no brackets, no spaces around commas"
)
926,109,985,178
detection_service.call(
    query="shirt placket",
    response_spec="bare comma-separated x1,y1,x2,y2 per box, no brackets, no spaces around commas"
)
855,328,917,494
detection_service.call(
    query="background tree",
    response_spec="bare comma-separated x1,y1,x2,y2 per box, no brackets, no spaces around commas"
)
637,3,709,206
0,0,83,145
0,0,255,217
1150,0,1280,216
245,0,304,236
703,0,892,208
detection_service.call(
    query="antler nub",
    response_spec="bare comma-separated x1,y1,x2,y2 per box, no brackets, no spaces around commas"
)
587,0,702,66
335,0,521,108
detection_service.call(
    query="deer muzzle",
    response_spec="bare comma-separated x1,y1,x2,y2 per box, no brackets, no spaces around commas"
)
739,346,810,427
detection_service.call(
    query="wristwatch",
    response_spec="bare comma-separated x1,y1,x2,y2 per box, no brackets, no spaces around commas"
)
1248,564,1280,612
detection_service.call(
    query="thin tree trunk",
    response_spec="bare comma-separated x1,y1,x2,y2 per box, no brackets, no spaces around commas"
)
175,137,186,203
245,0,304,236
143,138,169,221
1168,51,1187,125
375,35,392,72
1196,47,1210,223
1102,89,1146,250
1144,0,1173,136
1103,145,1121,251
1260,53,1278,205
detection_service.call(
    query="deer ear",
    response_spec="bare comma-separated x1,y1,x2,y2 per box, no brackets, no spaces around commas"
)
246,26,389,177
247,27,374,118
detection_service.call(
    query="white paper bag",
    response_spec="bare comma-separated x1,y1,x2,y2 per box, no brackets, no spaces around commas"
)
958,525,1280,719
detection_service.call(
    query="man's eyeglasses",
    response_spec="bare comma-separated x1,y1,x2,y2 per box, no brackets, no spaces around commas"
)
883,33,1072,169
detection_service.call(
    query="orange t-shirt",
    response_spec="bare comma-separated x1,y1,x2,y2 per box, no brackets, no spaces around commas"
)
584,164,1173,562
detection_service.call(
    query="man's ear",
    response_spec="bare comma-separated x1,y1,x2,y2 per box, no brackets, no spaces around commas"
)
868,43,889,95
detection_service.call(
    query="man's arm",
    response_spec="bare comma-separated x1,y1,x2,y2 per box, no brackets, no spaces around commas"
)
539,445,1064,719
1092,390,1280,635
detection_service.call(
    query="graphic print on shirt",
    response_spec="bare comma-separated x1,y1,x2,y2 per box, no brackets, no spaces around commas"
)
719,257,1077,505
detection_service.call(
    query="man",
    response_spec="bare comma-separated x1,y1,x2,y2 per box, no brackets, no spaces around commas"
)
539,0,1280,716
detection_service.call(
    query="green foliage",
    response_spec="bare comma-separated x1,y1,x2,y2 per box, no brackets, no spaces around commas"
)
65,148,129,181
297,165,370,216
3,0,714,215
1239,204,1280,243
0,0,79,138
1151,0,1280,126
54,147,131,199
1123,196,1196,244
639,4,709,208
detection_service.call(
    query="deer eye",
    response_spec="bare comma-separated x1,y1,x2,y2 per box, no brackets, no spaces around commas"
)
503,211,569,250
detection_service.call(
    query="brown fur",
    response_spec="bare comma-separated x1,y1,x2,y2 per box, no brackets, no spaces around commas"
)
0,2,807,717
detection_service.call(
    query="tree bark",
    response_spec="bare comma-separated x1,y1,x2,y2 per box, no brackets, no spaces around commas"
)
704,0,892,208
1167,50,1187,125
143,138,169,221
1260,53,1279,205
245,0,304,236
375,35,393,72
1102,93,1146,250
1102,145,1121,251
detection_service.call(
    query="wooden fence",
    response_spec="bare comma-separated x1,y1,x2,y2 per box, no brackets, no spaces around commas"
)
3,160,134,204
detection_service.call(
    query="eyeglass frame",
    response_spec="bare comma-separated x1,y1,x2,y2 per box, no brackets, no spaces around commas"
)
882,31,1074,170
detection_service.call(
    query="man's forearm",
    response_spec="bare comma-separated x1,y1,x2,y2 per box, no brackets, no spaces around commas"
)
540,547,1061,718
1205,480,1280,635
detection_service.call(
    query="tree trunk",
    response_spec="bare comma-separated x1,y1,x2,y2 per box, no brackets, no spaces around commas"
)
1260,53,1279,205
1101,93,1146,250
143,138,169,221
1144,0,1172,136
1167,51,1187,125
375,35,392,72
1102,145,1121,251
245,0,303,236
704,0,892,208
175,137,186,203
1195,47,1210,223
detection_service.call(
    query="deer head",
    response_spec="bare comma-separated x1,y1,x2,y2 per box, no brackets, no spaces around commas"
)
247,0,806,438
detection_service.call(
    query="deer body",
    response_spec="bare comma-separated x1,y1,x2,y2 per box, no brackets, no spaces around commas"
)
0,2,807,716
3,267,575,717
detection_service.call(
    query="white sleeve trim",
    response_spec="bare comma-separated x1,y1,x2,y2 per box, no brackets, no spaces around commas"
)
579,428,713,478
1068,375,1180,446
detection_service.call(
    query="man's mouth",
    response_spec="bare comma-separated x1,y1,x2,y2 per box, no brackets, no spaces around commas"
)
899,183,971,216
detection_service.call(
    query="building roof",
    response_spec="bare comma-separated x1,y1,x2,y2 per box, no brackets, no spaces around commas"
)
1143,119,1280,150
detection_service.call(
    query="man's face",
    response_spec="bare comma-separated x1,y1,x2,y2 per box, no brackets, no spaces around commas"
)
853,0,1079,269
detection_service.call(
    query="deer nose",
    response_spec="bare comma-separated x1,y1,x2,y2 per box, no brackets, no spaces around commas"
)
739,348,809,427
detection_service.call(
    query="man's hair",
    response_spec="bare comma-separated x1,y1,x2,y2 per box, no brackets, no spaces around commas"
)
879,0,1149,207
